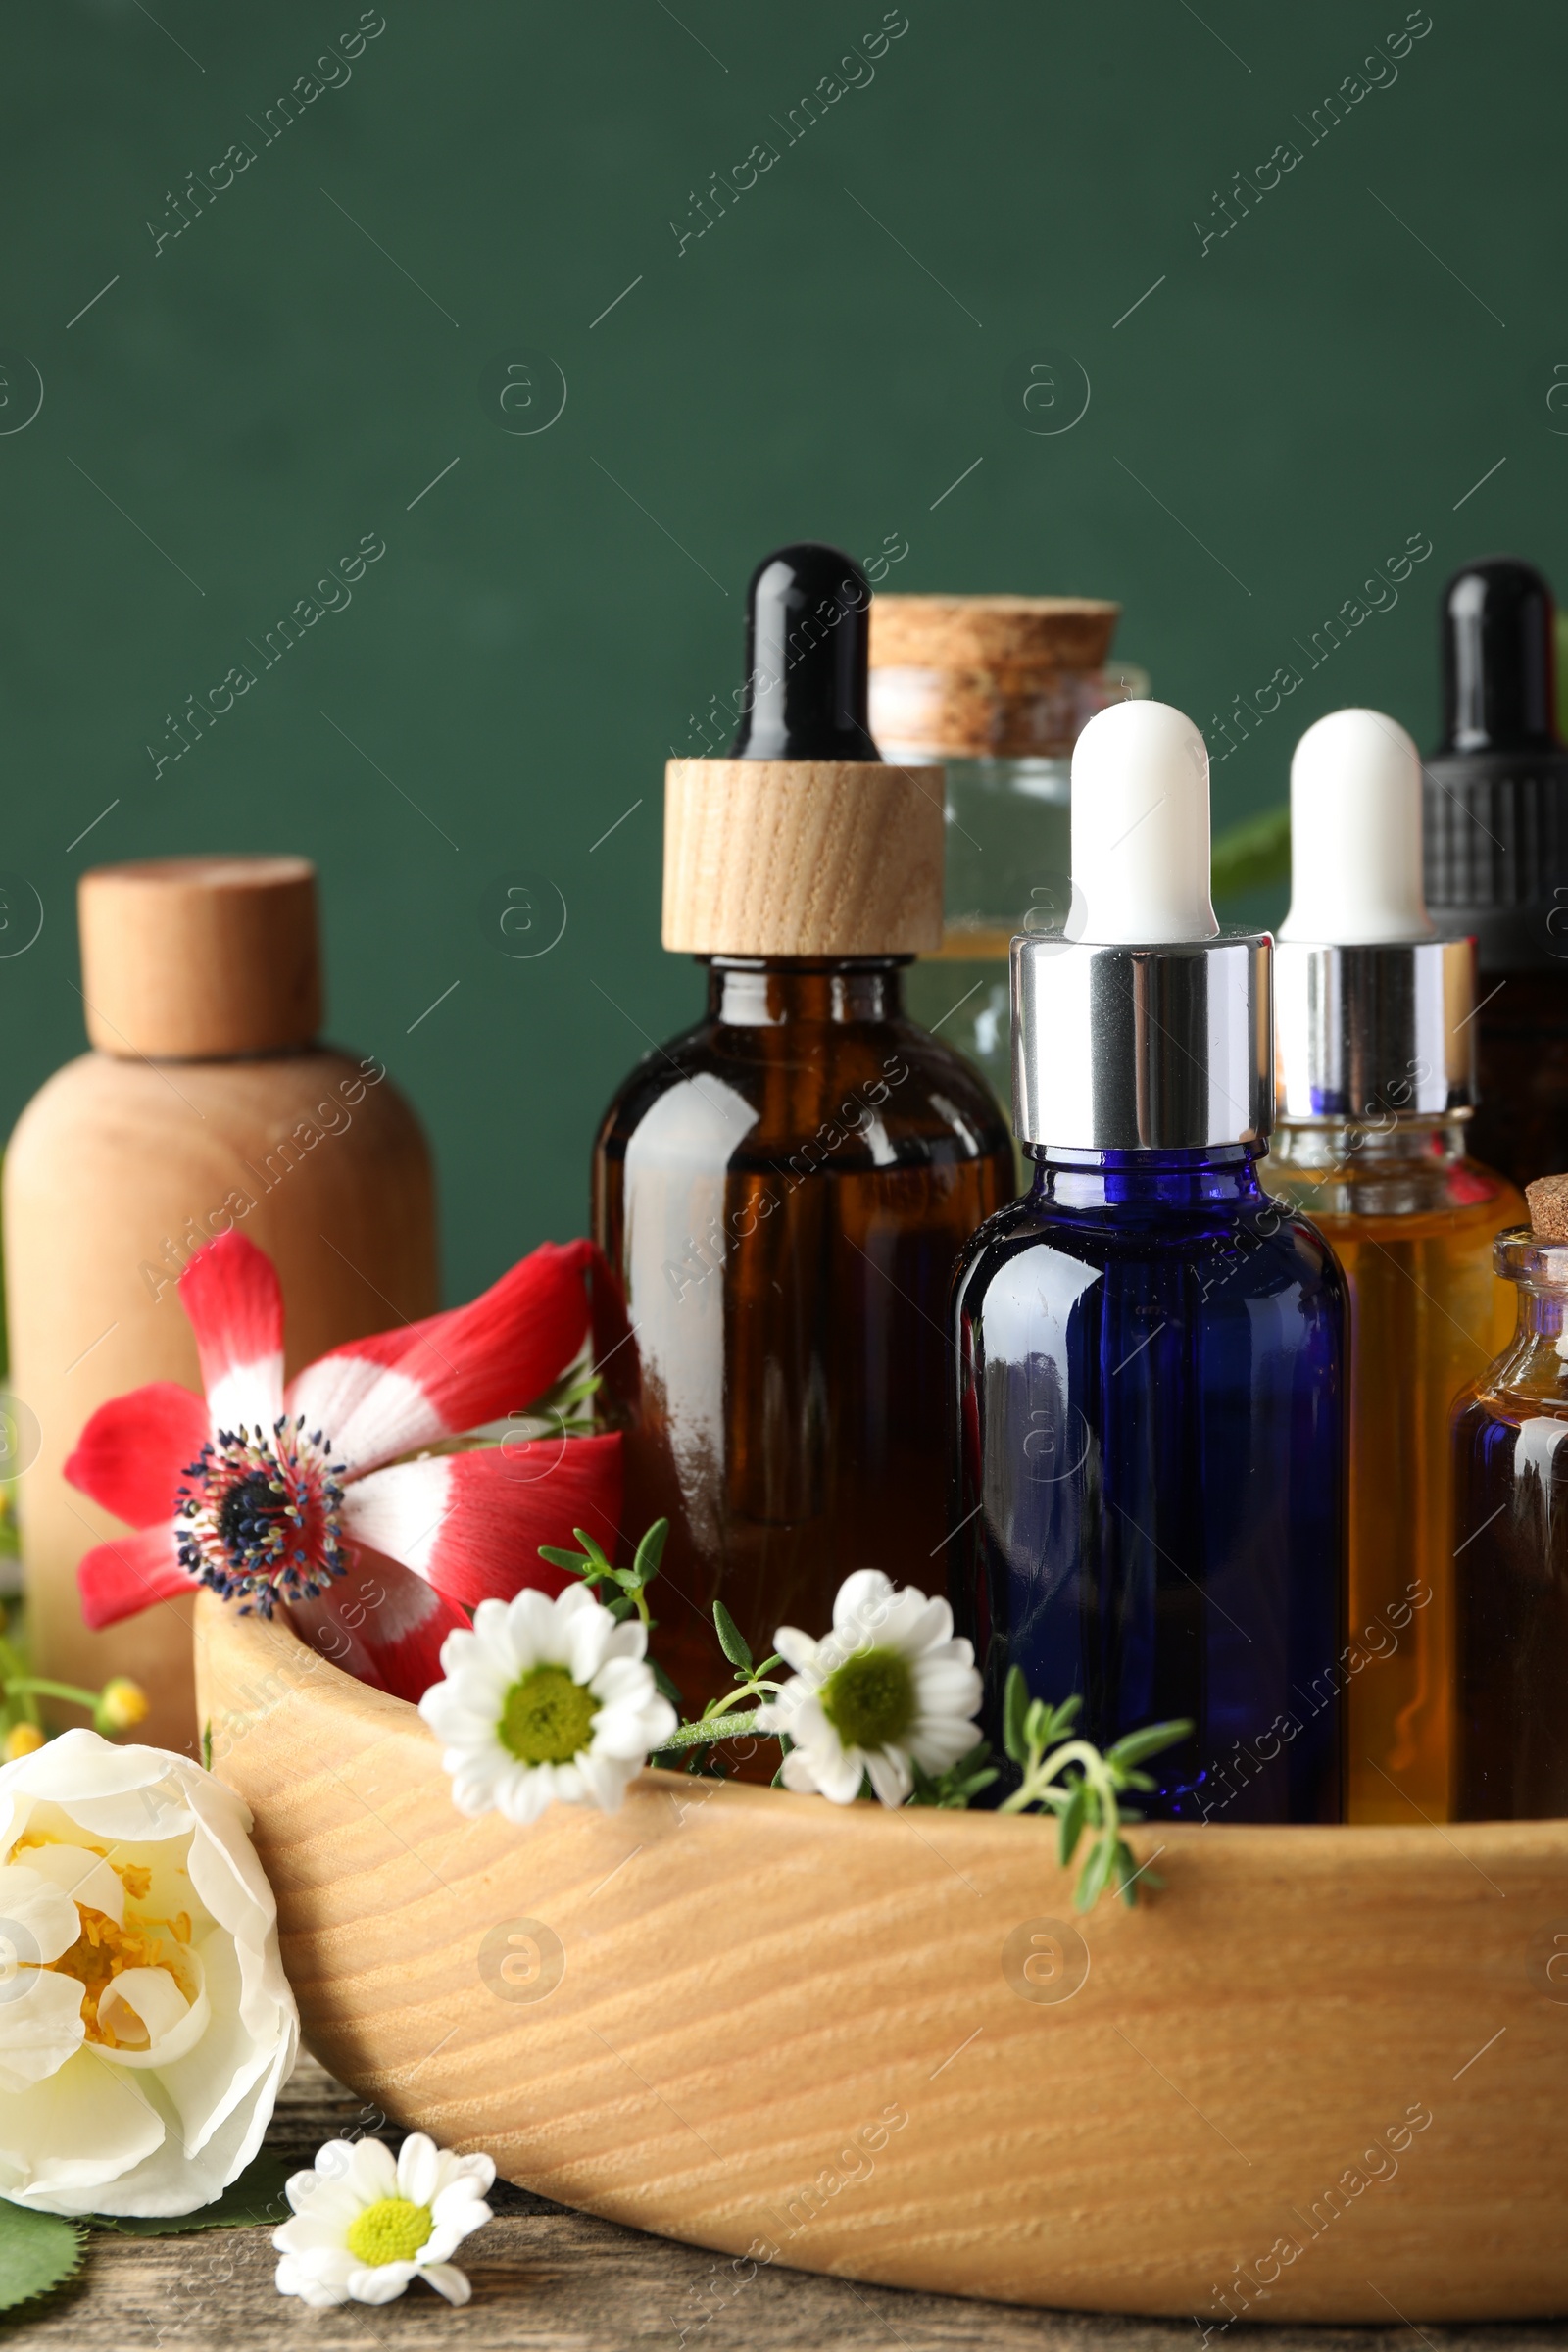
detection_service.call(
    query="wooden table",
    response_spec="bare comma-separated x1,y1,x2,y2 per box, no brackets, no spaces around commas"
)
6,2054,1564,2350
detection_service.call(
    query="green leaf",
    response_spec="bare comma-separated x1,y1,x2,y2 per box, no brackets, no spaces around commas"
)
1074,1829,1117,1912
1114,1838,1156,1907
1105,1718,1192,1772
200,1720,213,1772
1056,1777,1089,1868
1002,1667,1029,1765
631,1517,668,1586
711,1600,752,1673
92,2152,295,2235
570,1529,611,1570
537,1543,599,1578
0,2202,83,2311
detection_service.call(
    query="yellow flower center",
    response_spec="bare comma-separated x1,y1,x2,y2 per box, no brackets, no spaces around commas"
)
819,1646,916,1751
500,1665,597,1764
346,2196,433,2267
16,1838,194,2046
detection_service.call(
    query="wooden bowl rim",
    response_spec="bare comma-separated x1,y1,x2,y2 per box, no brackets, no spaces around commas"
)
198,1593,1568,1870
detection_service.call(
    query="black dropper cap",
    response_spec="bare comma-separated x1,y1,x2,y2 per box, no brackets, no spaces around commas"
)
729,542,880,760
1438,557,1559,754
1424,556,1568,971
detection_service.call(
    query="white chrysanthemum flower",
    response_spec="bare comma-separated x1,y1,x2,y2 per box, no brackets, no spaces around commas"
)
758,1569,983,1807
273,2132,494,2307
417,1584,676,1822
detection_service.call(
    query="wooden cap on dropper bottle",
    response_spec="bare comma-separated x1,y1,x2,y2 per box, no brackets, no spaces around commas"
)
77,855,322,1059
662,542,945,957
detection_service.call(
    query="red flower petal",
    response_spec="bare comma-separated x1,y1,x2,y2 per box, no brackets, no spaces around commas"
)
285,1240,599,1475
179,1232,285,1434
77,1523,194,1630
64,1383,208,1531
287,1549,468,1705
341,1432,622,1612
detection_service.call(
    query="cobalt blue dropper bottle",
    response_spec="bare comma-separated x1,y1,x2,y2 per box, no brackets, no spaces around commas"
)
950,699,1346,1822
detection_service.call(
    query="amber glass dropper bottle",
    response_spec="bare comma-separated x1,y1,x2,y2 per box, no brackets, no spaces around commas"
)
592,544,1014,1718
1269,710,1523,1823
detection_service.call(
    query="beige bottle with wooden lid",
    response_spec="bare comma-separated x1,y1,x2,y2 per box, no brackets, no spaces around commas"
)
3,855,438,1752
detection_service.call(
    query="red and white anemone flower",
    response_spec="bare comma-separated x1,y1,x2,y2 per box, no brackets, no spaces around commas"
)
64,1231,622,1705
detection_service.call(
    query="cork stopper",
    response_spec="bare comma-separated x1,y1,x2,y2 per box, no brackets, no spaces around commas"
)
869,595,1123,758
869,595,1121,675
1527,1173,1568,1243
77,855,321,1059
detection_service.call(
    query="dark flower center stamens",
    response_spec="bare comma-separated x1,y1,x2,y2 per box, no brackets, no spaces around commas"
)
217,1473,287,1554
175,1415,348,1618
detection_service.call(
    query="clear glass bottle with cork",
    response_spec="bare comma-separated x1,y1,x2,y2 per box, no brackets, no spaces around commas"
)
867,594,1146,1123
593,545,1014,1718
3,856,437,1752
1451,1172,1568,1816
1268,710,1524,1824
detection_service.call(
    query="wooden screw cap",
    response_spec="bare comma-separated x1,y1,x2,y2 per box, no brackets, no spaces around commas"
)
662,760,944,956
869,594,1121,675
77,855,322,1059
1527,1173,1568,1241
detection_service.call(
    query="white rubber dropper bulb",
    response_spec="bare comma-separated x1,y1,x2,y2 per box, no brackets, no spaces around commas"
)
1279,708,1434,944
1067,699,1219,944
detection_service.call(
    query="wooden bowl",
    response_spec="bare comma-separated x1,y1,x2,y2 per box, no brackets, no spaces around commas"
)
196,1593,1568,2325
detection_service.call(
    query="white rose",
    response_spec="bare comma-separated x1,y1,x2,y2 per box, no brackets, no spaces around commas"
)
0,1729,297,2216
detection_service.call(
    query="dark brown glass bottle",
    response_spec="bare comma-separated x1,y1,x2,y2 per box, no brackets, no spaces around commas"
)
1424,558,1568,1189
594,956,1010,1712
591,543,1012,1716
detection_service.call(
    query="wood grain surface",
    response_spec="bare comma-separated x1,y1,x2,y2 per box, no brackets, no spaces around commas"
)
195,1595,1568,2327
11,2051,1568,2351
662,759,945,955
77,855,321,1059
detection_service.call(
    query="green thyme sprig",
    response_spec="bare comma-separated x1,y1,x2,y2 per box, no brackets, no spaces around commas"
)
995,1669,1191,1909
526,1364,603,1439
909,1741,998,1808
538,1517,666,1628
538,1519,681,1706
534,1522,1190,1907
649,1600,789,1775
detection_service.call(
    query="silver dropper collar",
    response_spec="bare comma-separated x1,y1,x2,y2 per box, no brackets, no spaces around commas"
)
1011,932,1273,1151
1273,937,1477,1121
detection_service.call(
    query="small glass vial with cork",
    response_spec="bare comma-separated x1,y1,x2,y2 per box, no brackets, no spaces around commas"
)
867,595,1146,1123
594,545,1014,1718
1269,709,1524,1824
1451,1173,1568,1817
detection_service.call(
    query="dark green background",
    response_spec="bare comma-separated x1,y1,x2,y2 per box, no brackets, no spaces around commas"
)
1,0,1557,1302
